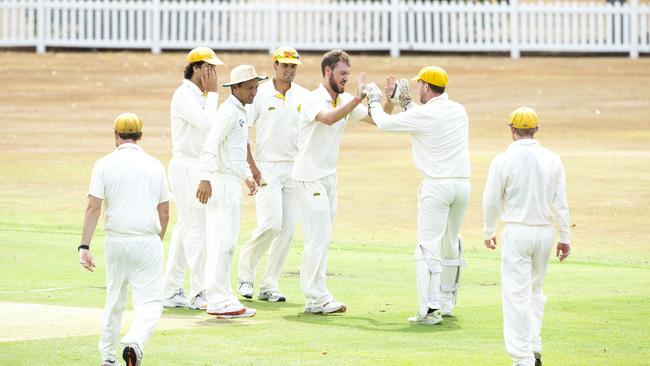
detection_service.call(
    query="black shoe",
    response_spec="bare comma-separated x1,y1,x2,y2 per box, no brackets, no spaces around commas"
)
534,352,542,366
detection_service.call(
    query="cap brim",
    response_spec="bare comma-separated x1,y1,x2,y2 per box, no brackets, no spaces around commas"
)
222,75,269,87
411,76,421,81
204,57,225,66
276,58,302,65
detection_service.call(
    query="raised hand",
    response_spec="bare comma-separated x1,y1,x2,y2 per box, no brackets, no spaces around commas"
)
201,66,218,93
357,72,368,98
385,74,396,100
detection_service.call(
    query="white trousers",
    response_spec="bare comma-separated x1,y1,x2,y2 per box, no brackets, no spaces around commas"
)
414,178,470,316
295,174,337,307
163,158,207,299
239,161,297,292
99,236,163,362
205,174,244,310
501,224,554,366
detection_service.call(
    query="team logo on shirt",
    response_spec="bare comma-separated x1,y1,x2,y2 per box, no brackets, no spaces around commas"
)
268,107,276,111
238,118,246,127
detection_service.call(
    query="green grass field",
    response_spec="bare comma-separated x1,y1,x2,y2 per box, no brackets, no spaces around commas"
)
0,52,649,365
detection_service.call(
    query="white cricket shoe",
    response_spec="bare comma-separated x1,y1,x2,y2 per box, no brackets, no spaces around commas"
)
207,303,257,319
237,280,253,299
163,288,190,308
189,291,208,310
258,289,286,302
121,343,142,366
408,310,443,325
305,300,347,314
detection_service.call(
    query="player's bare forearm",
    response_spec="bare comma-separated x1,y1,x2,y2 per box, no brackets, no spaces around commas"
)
81,195,102,246
157,201,169,241
316,96,362,125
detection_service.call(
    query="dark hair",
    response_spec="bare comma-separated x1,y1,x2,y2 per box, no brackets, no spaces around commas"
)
426,82,446,95
512,127,537,137
184,61,205,79
320,49,350,76
118,132,142,141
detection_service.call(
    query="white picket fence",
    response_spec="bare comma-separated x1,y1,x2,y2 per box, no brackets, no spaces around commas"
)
0,0,648,58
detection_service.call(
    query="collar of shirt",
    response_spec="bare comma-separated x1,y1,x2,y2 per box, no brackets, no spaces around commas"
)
425,93,449,105
265,78,299,101
315,83,341,108
182,79,205,97
116,143,142,151
226,94,246,111
508,139,540,150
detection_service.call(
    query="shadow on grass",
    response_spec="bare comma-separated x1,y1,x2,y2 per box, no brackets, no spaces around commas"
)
282,312,461,333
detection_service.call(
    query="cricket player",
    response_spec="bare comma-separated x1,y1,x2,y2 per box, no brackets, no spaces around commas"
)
163,47,223,310
237,47,309,302
78,113,170,366
196,65,266,318
483,107,571,366
292,49,379,314
363,66,471,325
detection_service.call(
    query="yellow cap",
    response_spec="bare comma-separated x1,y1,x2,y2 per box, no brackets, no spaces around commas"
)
508,107,539,129
187,47,224,66
114,113,143,133
273,46,302,65
412,66,448,87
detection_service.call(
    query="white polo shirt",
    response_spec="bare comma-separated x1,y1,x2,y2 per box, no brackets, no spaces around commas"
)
247,79,309,162
200,95,253,181
170,79,219,160
482,139,571,243
369,93,471,179
88,143,170,237
292,84,368,182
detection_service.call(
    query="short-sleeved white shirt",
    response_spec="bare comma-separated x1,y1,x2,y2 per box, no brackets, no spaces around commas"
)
88,143,170,237
170,79,219,160
247,79,309,162
292,84,368,182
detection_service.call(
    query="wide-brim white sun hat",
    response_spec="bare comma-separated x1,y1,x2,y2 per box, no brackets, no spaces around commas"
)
222,64,268,87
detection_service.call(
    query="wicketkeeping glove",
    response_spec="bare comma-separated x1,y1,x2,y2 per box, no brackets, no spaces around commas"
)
389,78,412,110
362,83,383,105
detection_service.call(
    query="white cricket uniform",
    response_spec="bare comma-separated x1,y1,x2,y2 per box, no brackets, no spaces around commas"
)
292,84,367,308
238,80,309,293
369,93,471,316
89,143,170,362
200,95,253,311
164,79,219,300
483,139,570,366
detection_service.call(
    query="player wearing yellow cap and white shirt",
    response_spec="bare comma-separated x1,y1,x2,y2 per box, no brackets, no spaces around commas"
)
78,113,170,366
483,107,571,366
292,49,382,315
196,65,267,318
236,47,309,302
163,47,223,311
363,66,471,325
